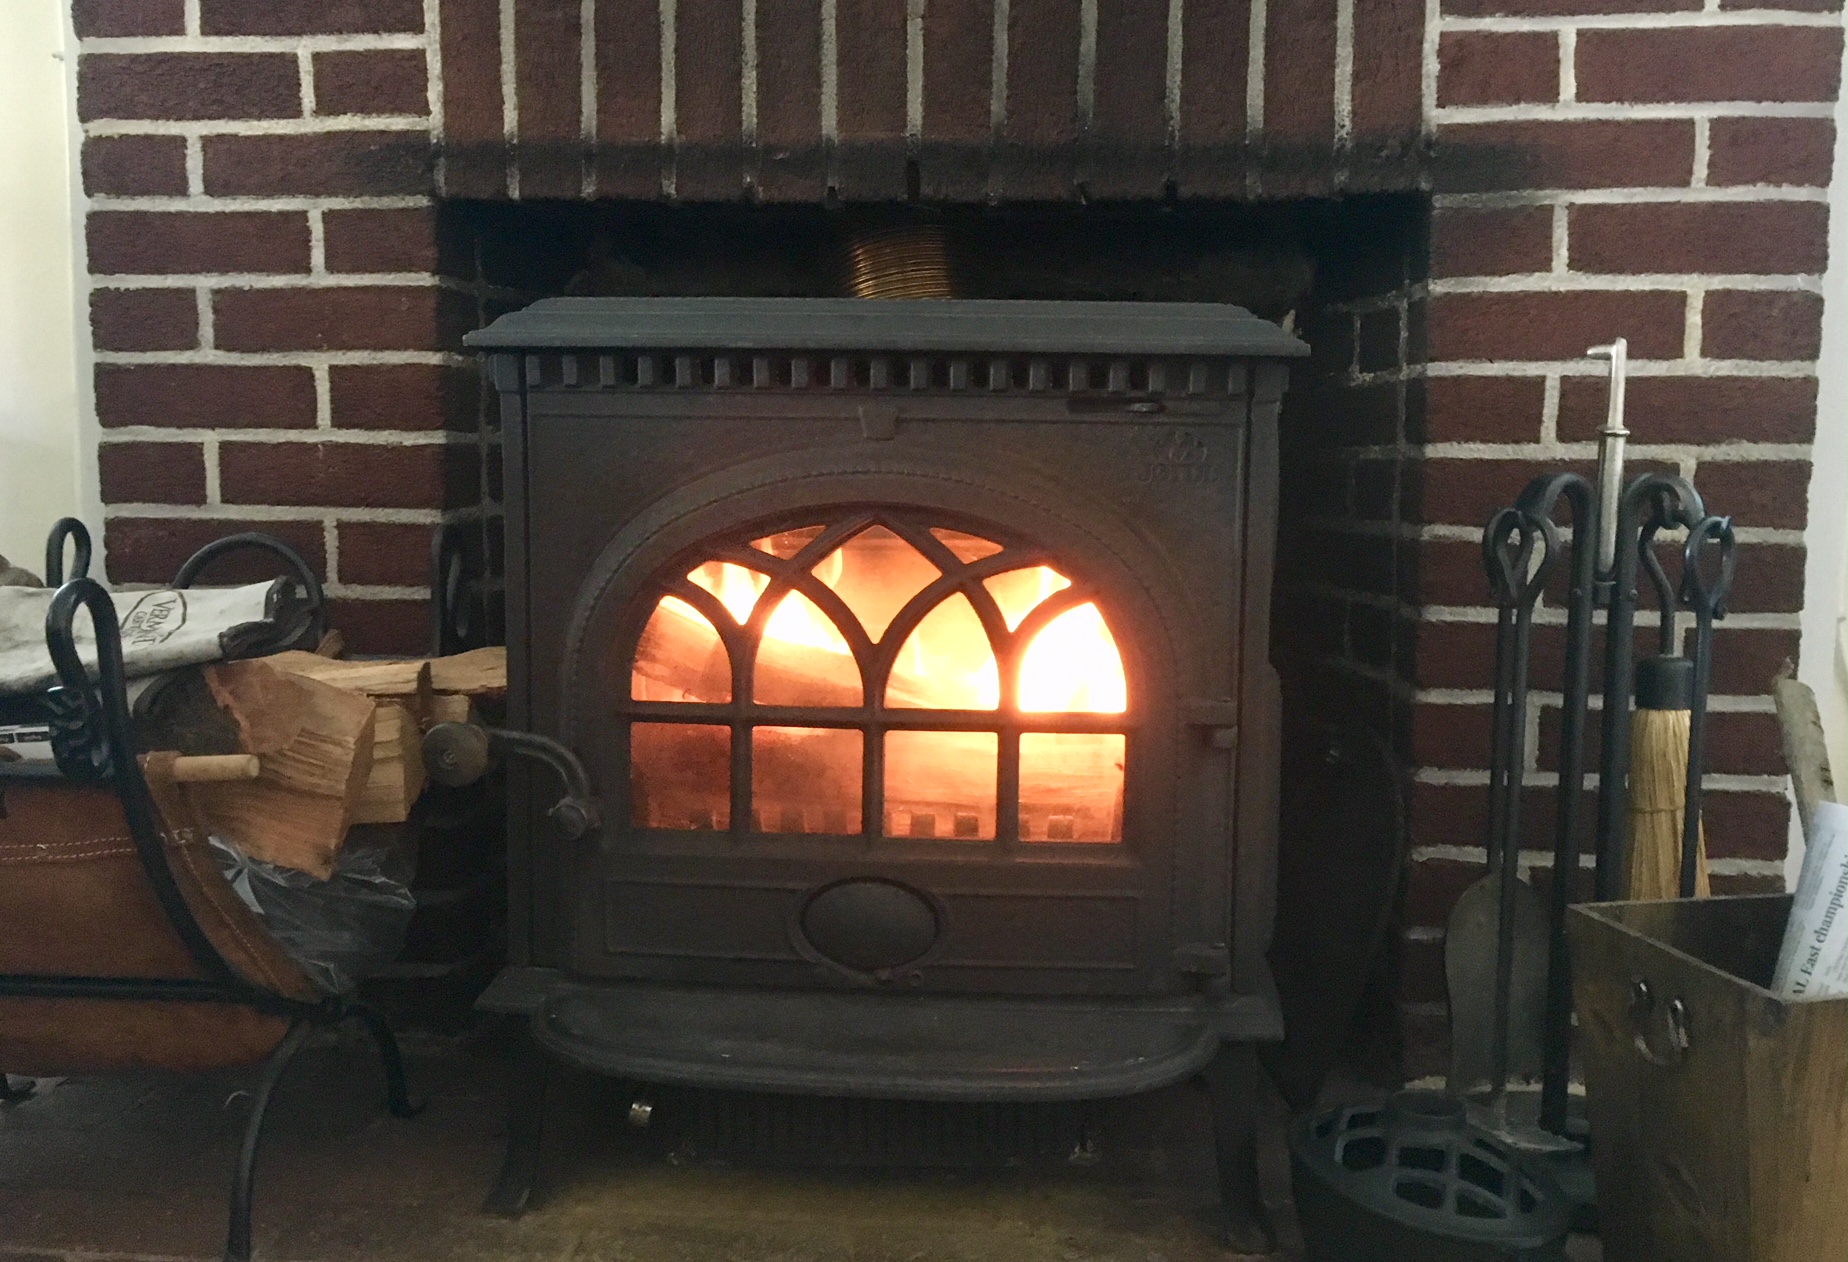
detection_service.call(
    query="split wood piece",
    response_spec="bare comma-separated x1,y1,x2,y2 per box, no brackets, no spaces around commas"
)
189,657,377,879
351,702,427,825
1773,663,1838,839
262,646,506,699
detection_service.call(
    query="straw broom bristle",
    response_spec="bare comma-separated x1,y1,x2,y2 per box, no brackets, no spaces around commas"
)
1627,706,1712,900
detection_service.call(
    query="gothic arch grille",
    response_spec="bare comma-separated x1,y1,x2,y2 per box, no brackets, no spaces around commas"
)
622,510,1130,846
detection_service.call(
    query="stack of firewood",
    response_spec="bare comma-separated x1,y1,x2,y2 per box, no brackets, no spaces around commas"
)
177,646,505,878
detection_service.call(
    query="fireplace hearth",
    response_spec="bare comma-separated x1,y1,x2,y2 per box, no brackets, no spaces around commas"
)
465,296,1304,1236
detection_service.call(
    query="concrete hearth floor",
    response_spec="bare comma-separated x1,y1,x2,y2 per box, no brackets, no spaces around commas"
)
0,1017,1603,1262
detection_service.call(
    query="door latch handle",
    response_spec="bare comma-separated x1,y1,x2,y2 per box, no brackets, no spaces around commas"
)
423,721,601,840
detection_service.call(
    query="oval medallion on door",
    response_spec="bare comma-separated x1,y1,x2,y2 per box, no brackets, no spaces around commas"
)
799,879,940,973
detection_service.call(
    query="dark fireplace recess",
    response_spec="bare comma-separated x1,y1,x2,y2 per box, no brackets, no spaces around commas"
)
463,294,1307,1232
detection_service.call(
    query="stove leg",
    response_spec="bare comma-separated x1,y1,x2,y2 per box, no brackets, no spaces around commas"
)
484,1027,551,1217
1202,1042,1275,1255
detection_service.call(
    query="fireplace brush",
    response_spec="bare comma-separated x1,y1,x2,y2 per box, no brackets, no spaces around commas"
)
1462,338,1741,1143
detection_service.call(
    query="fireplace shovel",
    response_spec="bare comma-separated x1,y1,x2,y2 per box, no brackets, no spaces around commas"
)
1444,508,1551,1106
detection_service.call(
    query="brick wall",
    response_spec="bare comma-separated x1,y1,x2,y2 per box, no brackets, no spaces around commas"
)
70,0,1841,1077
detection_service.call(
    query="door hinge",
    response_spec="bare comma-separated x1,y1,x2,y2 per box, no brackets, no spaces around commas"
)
1172,943,1231,977
1180,699,1239,750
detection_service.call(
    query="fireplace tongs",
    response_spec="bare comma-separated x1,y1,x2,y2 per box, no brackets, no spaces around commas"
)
421,720,599,840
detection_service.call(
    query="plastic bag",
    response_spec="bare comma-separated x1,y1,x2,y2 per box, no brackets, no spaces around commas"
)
209,831,416,995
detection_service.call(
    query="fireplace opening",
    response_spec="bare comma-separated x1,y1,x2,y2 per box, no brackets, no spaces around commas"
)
623,512,1129,845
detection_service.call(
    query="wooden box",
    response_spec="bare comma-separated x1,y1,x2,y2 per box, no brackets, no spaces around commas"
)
1568,895,1846,1262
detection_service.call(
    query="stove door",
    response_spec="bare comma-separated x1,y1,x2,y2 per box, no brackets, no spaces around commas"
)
525,431,1249,999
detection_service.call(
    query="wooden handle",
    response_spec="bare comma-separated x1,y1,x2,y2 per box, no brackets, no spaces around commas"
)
168,754,261,783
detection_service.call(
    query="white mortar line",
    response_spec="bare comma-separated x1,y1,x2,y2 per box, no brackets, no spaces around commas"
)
298,47,316,117
201,432,220,503
1556,27,1574,104
183,0,200,36
91,195,434,212
989,0,1009,135
96,349,469,366
184,136,205,195
582,0,599,197
324,518,341,584
1333,0,1354,144
1077,0,1097,134
1246,0,1267,139
1684,283,1706,359
324,583,433,600
102,502,449,524
307,209,326,274
660,0,677,196
1438,11,1845,30
1434,187,1831,208
99,427,467,444
195,287,213,350
81,34,433,53
1430,273,1824,293
1548,204,1569,273
313,363,332,428
1692,116,1711,187
1539,372,1559,444
84,117,432,137
1420,0,1439,140
425,0,444,139
820,0,838,145
907,0,925,143
93,273,462,289
1165,0,1184,150
1435,101,1836,124
501,0,520,198
1423,358,1816,377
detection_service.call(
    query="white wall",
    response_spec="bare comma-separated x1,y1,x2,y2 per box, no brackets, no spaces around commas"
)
0,0,86,574
1794,63,1848,880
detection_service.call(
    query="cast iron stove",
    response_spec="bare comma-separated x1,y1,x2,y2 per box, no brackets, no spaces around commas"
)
462,297,1305,1235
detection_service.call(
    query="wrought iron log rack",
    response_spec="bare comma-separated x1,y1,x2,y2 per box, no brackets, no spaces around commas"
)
0,520,421,1262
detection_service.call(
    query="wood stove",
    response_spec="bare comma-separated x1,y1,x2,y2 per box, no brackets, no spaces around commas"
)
463,297,1304,1235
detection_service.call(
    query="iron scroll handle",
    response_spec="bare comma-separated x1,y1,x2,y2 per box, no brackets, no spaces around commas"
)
172,531,327,648
423,721,601,840
1628,978,1691,1069
44,518,91,587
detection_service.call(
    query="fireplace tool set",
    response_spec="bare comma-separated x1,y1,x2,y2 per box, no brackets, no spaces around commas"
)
1291,339,1741,1260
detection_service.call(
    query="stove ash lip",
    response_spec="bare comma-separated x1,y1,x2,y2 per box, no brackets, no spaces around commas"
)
795,877,946,982
463,296,1310,359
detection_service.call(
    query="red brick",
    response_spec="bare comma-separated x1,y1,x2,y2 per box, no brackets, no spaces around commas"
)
998,0,1082,199
313,50,430,117
1703,290,1826,361
1087,0,1173,198
1413,458,1597,527
671,0,743,200
1419,376,1546,443
753,0,824,200
1264,0,1339,194
918,0,994,199
834,0,909,196
201,0,424,34
336,522,435,586
1558,375,1817,444
213,287,472,353
1428,291,1685,361
1702,792,1790,863
1691,460,1813,531
202,132,433,197
104,517,329,586
1708,117,1836,188
1400,935,1448,1006
219,441,471,509
73,0,184,36
442,0,512,198
96,364,317,430
1404,857,1485,930
1725,543,1806,614
1431,206,1553,278
79,54,300,122
1707,626,1802,697
82,136,189,197
515,0,589,198
324,598,431,655
1351,0,1425,140
330,364,479,432
1578,26,1843,104
1405,537,1494,607
1438,31,1559,106
1570,202,1828,276
87,211,310,276
90,288,197,352
322,208,444,274
97,442,206,505
1443,0,1697,12
1699,711,1789,776
1435,119,1694,191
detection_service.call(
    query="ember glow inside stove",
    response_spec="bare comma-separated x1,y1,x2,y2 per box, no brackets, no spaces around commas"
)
469,297,1305,1225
